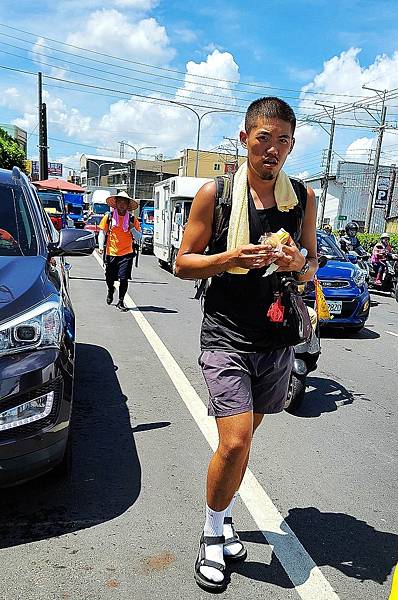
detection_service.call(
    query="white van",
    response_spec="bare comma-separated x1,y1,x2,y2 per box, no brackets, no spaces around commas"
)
154,176,211,271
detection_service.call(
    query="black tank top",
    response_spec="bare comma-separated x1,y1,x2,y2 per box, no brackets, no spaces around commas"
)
200,188,307,353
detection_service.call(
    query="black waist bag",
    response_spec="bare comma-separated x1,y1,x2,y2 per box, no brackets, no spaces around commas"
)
275,277,312,345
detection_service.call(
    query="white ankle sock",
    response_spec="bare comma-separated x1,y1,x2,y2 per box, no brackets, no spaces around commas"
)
224,493,237,519
223,493,243,557
200,505,226,583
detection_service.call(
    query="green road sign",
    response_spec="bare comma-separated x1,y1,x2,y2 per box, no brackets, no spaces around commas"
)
338,215,347,221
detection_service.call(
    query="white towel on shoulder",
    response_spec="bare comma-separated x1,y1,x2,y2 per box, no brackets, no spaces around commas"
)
226,162,298,274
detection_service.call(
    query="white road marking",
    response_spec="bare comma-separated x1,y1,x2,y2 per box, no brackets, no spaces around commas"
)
93,252,340,599
385,330,398,338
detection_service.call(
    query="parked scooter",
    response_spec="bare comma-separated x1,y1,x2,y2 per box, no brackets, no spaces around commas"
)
284,256,328,414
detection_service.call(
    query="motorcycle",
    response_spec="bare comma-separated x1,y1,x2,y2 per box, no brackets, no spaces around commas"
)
367,254,398,298
284,255,327,414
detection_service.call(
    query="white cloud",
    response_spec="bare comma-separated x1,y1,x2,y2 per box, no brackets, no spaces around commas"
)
345,137,374,162
95,50,241,157
0,87,19,107
345,131,398,165
31,37,67,80
295,170,310,180
113,0,159,8
53,152,82,174
31,37,47,65
66,9,175,65
173,27,198,44
177,49,239,106
299,48,398,117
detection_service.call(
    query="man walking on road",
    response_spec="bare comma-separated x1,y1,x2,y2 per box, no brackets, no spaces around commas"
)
176,97,318,592
98,191,141,312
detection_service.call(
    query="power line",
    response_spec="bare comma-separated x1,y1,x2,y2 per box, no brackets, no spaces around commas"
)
0,22,375,100
0,41,374,115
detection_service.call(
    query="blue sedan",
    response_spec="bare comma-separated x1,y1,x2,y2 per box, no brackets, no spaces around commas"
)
304,231,370,332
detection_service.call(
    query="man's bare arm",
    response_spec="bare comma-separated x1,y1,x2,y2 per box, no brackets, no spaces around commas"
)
175,182,273,280
297,187,318,282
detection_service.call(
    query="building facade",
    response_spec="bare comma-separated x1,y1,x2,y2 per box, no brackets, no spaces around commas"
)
80,154,179,200
306,161,398,233
80,155,130,187
178,149,246,178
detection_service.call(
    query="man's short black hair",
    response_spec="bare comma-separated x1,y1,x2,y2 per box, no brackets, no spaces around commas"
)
245,97,296,135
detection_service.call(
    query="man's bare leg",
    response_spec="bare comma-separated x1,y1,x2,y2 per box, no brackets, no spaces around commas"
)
239,413,265,485
207,411,254,510
199,411,253,583
223,413,265,557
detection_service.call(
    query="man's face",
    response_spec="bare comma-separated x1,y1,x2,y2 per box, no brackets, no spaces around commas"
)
240,117,295,181
116,199,129,215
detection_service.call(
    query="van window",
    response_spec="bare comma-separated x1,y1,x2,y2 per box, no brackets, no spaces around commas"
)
0,184,38,256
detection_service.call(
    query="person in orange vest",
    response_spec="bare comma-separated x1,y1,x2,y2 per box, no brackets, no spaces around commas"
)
98,192,141,312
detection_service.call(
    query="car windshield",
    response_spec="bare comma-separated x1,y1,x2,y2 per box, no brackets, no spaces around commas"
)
93,203,106,214
38,191,63,213
87,215,102,225
143,211,154,224
317,232,346,260
72,206,83,215
0,184,38,256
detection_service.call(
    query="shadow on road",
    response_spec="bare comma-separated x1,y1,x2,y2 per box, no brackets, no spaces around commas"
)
321,327,380,340
70,276,105,282
133,305,178,314
292,376,355,417
0,343,164,549
132,281,168,285
234,507,397,590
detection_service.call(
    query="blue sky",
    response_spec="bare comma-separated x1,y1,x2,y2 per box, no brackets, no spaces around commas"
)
1,0,398,177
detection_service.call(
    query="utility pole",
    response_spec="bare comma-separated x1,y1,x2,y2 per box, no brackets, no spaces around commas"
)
385,164,396,223
222,137,240,172
315,102,336,228
119,141,125,159
38,72,48,180
365,109,387,232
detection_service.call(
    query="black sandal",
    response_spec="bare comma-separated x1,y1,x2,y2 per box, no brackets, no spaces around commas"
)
223,517,247,562
194,533,226,592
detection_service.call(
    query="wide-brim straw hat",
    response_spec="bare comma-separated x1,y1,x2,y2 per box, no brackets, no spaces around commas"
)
106,191,138,211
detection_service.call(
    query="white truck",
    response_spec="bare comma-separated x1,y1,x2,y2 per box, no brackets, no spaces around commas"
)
88,188,117,217
154,176,211,271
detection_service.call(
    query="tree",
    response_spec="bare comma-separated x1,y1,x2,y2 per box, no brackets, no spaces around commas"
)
0,127,27,172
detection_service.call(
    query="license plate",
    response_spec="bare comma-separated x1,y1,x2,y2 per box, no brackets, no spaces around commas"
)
327,300,342,315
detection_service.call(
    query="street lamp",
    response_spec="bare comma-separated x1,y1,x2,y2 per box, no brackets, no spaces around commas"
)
165,101,239,177
85,159,116,186
120,143,156,201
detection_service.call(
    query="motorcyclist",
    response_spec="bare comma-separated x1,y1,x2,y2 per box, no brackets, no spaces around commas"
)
380,232,393,254
371,232,397,285
322,224,337,244
339,221,366,256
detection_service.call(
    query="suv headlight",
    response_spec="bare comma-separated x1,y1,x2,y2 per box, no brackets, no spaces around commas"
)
0,302,62,356
352,268,366,287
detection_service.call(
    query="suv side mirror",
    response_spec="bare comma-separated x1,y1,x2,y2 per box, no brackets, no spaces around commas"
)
318,255,328,268
48,228,95,257
346,252,358,264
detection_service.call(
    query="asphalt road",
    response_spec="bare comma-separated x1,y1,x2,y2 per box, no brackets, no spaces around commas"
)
0,253,397,600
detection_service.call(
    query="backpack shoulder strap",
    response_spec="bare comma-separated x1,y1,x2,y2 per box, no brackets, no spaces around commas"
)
212,174,233,244
289,177,307,211
289,177,308,244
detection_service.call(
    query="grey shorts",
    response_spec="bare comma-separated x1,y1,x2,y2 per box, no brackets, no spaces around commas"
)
199,348,294,417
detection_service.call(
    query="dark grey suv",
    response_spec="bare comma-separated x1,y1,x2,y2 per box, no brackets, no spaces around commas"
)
0,166,95,486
